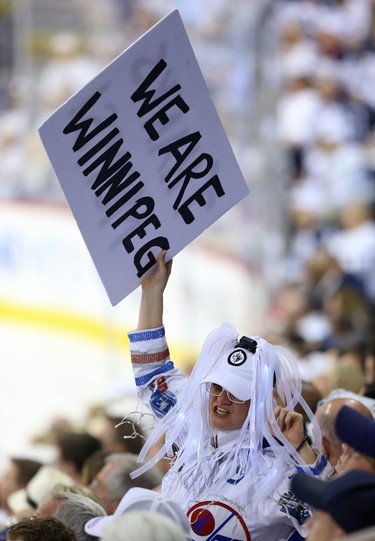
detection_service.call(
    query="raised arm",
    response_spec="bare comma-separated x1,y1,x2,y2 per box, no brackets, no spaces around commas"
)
137,250,173,330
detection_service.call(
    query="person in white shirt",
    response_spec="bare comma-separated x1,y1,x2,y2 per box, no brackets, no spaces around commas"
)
127,251,331,541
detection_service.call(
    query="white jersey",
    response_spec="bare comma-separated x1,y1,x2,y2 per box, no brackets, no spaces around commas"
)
129,326,330,541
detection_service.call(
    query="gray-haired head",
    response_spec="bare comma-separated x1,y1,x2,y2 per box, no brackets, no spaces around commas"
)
99,452,161,501
53,492,106,541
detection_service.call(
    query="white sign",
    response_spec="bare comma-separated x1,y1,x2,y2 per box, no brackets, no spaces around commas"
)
39,10,249,306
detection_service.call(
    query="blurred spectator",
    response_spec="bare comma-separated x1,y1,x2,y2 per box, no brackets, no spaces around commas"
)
89,452,161,514
81,449,112,486
303,110,371,217
96,413,145,455
6,516,75,541
291,469,375,540
287,179,333,269
39,492,106,541
276,73,321,178
31,416,75,447
7,466,75,519
36,482,104,516
303,249,365,314
0,458,42,524
363,338,375,399
315,396,372,469
54,431,102,484
327,355,366,393
312,352,368,400
325,202,375,300
335,404,375,475
322,388,375,418
294,380,323,427
278,21,319,83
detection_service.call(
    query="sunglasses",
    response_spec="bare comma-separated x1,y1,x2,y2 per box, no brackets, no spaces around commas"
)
205,382,247,404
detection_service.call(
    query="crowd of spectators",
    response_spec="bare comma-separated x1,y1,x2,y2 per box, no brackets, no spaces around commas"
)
261,0,375,404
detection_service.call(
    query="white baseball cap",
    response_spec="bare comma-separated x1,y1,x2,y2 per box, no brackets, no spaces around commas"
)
84,487,190,537
201,336,258,401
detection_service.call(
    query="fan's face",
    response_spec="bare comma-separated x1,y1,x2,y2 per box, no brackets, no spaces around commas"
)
208,386,250,431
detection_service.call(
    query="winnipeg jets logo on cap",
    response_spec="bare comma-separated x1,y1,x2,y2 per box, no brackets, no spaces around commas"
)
227,349,247,366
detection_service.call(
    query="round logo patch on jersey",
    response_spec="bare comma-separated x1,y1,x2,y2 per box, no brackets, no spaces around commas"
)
187,500,250,541
189,507,216,536
227,348,247,366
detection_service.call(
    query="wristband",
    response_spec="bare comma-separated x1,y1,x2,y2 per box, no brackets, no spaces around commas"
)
296,434,308,453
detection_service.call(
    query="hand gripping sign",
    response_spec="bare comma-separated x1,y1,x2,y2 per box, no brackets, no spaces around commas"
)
39,10,249,306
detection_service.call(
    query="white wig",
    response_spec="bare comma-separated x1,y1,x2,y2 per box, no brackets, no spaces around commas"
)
132,323,322,504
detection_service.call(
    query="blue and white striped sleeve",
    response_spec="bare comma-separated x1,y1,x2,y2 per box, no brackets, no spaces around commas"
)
128,325,187,419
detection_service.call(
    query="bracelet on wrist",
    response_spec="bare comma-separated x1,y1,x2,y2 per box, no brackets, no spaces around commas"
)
296,434,309,453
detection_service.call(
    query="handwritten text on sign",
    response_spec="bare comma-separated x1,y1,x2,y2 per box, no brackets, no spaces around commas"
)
39,10,249,305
